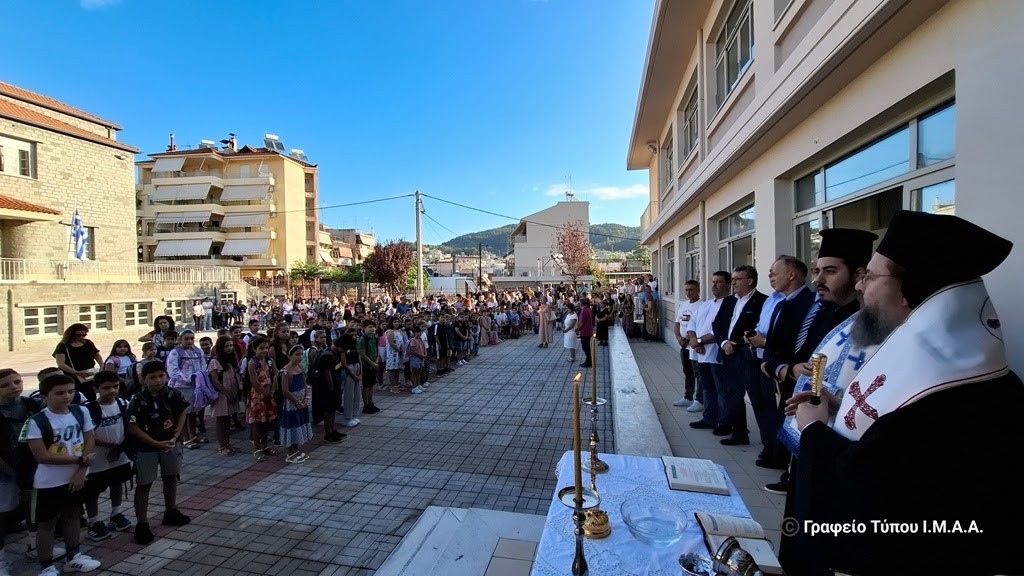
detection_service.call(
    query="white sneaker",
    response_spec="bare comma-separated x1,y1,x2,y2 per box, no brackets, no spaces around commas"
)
411,386,423,394
686,400,704,413
341,419,359,427
62,552,101,572
672,397,692,407
421,383,429,388
353,418,361,425
38,566,59,576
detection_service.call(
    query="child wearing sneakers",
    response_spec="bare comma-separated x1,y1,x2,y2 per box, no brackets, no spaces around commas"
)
125,361,190,545
20,373,101,575
83,371,133,542
0,368,42,574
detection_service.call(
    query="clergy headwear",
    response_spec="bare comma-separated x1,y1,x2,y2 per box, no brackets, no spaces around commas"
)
876,210,1012,308
817,228,878,271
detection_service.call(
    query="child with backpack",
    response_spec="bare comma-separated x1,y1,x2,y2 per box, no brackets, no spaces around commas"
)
20,373,101,575
207,336,242,456
125,361,190,545
102,340,138,392
83,371,133,542
0,368,42,570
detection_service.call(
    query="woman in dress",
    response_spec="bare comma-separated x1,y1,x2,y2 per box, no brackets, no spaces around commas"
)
538,300,552,348
620,294,635,337
562,303,579,363
643,286,660,341
278,345,313,463
53,323,104,402
384,316,407,392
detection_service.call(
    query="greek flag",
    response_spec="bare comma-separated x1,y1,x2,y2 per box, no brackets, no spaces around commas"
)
71,209,86,261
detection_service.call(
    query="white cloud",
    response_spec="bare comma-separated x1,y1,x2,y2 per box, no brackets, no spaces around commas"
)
543,182,649,201
80,0,122,9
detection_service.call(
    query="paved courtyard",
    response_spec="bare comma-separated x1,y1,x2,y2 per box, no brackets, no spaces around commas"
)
3,334,613,575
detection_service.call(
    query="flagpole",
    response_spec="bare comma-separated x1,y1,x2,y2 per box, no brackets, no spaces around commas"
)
65,203,76,282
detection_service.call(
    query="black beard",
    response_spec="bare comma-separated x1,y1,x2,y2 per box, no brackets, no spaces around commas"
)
850,306,897,347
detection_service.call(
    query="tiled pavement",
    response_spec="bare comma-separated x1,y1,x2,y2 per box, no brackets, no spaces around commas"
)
3,333,613,575
628,338,787,550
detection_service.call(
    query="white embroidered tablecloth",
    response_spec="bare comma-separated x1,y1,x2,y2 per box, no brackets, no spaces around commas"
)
531,451,752,576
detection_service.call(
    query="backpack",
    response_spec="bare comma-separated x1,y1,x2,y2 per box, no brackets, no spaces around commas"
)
84,397,135,462
191,371,219,411
303,347,322,385
16,405,86,491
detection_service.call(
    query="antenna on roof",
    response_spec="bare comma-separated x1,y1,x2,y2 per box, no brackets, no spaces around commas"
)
289,148,309,163
263,133,286,153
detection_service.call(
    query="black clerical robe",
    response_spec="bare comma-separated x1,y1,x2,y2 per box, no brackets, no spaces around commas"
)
790,372,1024,576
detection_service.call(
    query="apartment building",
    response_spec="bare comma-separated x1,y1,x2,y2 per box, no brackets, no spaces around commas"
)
627,0,1023,370
136,135,320,278
506,200,590,280
328,228,376,264
0,80,249,352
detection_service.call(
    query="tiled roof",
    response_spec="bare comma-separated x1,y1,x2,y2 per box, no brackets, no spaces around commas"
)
0,80,122,129
0,193,61,216
149,145,317,168
0,99,139,153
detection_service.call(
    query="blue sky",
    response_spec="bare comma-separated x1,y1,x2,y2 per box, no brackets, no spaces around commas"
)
6,0,654,246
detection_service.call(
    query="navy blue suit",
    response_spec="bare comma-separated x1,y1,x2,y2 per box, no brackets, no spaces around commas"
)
712,290,767,438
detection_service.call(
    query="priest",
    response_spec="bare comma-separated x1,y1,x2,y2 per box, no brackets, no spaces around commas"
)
791,211,1022,576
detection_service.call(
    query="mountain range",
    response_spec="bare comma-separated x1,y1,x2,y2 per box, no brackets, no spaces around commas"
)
436,223,641,254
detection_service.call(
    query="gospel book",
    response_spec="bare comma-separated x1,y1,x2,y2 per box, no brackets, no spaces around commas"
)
693,512,784,575
660,456,729,496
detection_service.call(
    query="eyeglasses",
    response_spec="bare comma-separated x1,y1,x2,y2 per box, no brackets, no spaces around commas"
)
860,271,896,284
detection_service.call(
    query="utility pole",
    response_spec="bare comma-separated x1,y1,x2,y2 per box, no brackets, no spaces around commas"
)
415,190,423,301
478,242,484,291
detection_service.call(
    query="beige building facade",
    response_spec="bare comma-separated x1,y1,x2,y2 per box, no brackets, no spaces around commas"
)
628,0,1024,372
508,200,590,280
328,228,375,264
136,137,320,279
0,81,250,352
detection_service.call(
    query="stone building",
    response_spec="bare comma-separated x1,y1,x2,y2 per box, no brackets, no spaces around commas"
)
0,80,249,352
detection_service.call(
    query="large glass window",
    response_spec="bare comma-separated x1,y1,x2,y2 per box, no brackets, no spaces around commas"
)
913,180,955,215
715,0,754,109
795,219,821,266
917,103,955,167
824,128,909,202
718,204,755,271
681,88,699,157
684,232,700,285
662,134,675,190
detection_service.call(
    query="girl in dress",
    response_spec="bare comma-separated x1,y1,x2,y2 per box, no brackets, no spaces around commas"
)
278,345,313,463
562,303,579,363
208,336,242,456
166,329,208,448
384,317,408,393
103,339,138,386
246,337,278,461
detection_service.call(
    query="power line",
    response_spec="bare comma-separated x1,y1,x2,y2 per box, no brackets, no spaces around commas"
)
420,202,461,238
420,193,641,242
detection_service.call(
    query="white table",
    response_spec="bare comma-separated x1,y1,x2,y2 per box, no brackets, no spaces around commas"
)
531,451,752,576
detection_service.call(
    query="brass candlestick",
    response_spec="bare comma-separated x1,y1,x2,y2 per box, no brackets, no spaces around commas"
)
582,398,609,473
583,412,611,539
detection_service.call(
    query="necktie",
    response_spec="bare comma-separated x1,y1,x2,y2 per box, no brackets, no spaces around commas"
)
794,301,821,354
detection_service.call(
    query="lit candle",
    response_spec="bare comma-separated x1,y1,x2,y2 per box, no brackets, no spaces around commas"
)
573,372,583,506
591,338,598,402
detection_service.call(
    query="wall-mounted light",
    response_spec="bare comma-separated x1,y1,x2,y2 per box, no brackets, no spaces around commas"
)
647,142,658,154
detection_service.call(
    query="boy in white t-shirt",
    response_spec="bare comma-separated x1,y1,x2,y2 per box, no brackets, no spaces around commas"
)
20,373,101,575
83,371,133,542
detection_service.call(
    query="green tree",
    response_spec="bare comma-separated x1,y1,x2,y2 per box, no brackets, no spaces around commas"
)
628,244,651,267
403,263,430,294
289,260,324,281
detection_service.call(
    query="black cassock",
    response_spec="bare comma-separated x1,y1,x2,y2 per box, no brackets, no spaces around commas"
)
787,371,1024,576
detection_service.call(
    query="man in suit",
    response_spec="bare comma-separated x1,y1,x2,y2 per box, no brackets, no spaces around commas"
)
749,256,814,468
711,265,767,446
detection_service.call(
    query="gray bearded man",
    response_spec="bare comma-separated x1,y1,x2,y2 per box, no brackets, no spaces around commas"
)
787,211,1021,576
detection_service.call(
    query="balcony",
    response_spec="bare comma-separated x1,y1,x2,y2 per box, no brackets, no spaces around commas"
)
640,200,660,234
152,169,275,190
0,258,241,284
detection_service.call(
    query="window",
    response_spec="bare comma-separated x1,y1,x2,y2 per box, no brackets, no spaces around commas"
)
18,150,31,177
683,232,700,285
24,307,60,336
718,204,755,271
65,225,96,260
913,180,955,215
795,102,955,212
715,0,754,109
124,303,151,328
662,134,675,189
78,305,109,330
664,242,676,296
0,135,35,178
681,87,699,157
795,219,821,266
165,301,187,325
917,103,955,167
0,144,4,172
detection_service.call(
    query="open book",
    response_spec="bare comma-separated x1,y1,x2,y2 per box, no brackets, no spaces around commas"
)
693,512,783,574
661,456,729,496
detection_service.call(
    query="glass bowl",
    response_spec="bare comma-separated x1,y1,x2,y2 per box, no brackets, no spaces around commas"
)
620,497,688,547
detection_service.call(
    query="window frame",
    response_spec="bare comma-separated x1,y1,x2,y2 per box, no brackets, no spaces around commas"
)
717,204,756,272
78,304,109,331
715,0,755,109
24,306,61,337
681,87,700,159
683,231,700,286
663,242,676,296
124,302,151,328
